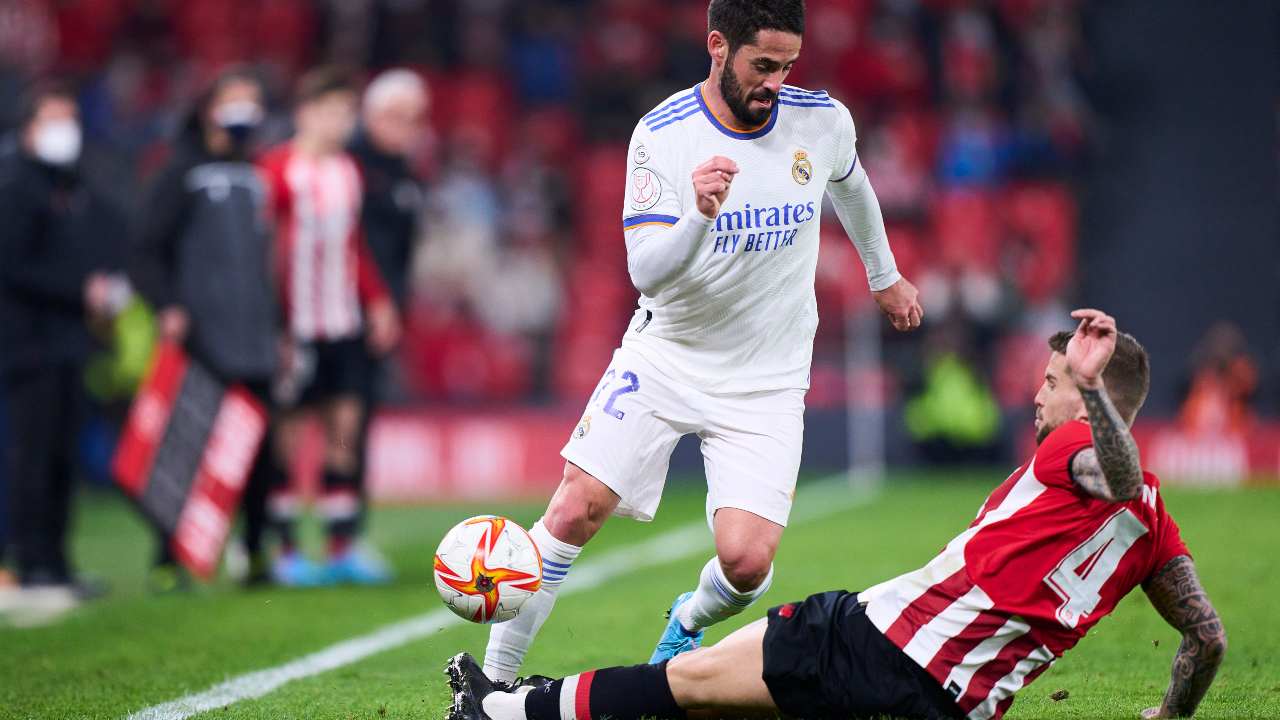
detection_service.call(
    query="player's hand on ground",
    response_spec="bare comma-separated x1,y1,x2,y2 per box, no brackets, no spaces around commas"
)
1065,308,1117,389
366,299,401,356
1140,707,1167,719
872,277,923,332
692,156,739,219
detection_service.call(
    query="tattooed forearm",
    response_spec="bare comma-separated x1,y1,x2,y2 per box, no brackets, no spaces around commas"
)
1143,556,1227,717
1072,386,1144,501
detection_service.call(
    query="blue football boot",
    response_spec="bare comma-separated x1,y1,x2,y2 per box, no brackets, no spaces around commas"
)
324,544,394,585
649,591,704,663
271,551,324,587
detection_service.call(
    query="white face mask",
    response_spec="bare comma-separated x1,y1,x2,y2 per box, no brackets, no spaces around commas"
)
212,100,263,130
32,119,82,166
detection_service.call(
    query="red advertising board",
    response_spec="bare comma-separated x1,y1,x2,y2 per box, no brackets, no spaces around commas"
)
112,344,267,579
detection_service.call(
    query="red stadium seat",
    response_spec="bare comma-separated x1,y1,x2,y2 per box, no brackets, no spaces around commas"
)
1000,183,1076,304
934,189,1001,272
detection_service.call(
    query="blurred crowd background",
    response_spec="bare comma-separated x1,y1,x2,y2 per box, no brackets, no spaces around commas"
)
0,0,1276,527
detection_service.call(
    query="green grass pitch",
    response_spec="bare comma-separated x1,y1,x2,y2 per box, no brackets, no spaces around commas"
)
2,471,1278,719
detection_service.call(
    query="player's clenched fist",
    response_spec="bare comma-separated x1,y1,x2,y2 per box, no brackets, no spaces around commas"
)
693,156,739,219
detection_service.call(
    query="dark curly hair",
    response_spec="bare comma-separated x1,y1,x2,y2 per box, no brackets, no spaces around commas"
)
707,0,805,52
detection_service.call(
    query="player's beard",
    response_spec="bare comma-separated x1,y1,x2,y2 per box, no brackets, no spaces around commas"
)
1035,415,1057,445
719,57,776,127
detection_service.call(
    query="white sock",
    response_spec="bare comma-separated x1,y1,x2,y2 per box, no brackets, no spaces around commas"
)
482,686,533,720
675,556,774,633
484,519,582,683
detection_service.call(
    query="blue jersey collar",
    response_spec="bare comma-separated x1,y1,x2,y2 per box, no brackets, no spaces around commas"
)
695,83,778,140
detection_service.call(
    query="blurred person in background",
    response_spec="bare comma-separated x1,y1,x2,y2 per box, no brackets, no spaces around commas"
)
259,66,401,586
351,68,427,315
348,68,427,506
1179,322,1258,436
905,319,1003,464
0,82,128,620
128,68,281,591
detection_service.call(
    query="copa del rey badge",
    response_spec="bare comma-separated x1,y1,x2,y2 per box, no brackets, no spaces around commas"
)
791,149,812,185
630,167,662,211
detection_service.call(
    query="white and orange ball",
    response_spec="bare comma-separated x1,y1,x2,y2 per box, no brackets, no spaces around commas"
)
433,515,542,624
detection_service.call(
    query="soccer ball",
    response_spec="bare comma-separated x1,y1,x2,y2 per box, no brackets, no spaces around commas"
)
433,515,542,624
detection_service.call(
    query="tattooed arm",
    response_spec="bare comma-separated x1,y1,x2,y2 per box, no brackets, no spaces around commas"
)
1141,555,1227,718
1069,386,1145,501
1062,309,1145,502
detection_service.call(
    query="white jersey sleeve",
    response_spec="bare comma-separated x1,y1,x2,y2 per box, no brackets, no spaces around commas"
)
829,97,859,183
622,121,714,296
622,121,684,228
824,99,901,292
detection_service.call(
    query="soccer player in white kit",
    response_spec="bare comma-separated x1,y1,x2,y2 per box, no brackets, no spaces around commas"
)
483,0,924,683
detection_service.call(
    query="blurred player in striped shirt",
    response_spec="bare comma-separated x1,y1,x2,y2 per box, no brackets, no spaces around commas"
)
258,67,401,586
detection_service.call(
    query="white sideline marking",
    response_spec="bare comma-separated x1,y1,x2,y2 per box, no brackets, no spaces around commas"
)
124,476,873,720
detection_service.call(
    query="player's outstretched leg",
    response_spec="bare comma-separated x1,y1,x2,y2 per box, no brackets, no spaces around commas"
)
651,508,779,662
482,463,618,684
452,619,775,720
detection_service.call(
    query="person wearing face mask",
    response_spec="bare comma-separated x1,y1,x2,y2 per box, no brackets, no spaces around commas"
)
128,68,283,590
0,82,129,619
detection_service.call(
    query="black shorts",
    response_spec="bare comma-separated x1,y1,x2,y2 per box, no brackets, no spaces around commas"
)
294,337,369,408
762,590,963,720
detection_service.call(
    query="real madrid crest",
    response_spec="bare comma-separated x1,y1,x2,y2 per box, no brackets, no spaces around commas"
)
791,150,813,185
573,414,592,439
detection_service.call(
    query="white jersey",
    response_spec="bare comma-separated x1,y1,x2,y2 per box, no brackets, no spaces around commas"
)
620,83,861,394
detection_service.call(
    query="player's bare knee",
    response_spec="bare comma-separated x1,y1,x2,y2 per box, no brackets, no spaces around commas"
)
542,496,593,543
542,464,617,545
717,548,773,592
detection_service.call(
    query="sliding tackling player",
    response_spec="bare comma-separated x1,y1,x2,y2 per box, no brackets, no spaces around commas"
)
451,309,1226,720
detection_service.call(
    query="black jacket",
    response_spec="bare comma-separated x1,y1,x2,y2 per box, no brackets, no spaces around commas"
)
350,132,422,308
129,138,279,382
0,149,125,376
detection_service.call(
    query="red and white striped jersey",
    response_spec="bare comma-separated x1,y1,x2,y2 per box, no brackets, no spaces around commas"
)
259,143,388,342
861,420,1189,720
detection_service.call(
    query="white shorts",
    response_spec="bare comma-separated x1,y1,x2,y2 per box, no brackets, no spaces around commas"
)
560,347,804,526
